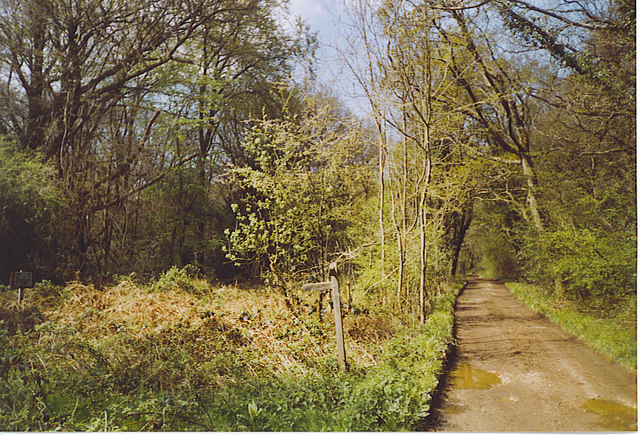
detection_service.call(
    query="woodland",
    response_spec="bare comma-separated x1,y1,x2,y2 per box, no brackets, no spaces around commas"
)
0,0,636,431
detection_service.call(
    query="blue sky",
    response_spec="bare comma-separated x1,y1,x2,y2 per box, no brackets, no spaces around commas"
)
285,0,369,116
288,0,335,29
288,0,343,44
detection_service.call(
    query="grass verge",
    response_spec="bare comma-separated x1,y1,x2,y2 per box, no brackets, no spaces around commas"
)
0,267,458,431
506,282,636,371
221,288,457,431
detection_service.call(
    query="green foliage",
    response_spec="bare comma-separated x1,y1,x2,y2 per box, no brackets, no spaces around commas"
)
150,265,208,294
0,274,458,431
197,287,457,432
236,400,266,431
506,282,636,370
477,230,519,280
225,96,375,288
134,166,231,274
464,201,522,280
0,0,314,283
0,141,67,282
340,298,455,431
519,229,636,301
497,0,635,102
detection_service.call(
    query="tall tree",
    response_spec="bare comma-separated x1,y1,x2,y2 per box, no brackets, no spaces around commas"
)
345,0,482,320
0,0,309,279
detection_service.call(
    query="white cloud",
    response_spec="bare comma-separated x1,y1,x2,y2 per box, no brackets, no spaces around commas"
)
289,0,330,20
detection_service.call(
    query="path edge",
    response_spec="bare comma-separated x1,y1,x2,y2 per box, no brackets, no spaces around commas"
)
415,277,469,431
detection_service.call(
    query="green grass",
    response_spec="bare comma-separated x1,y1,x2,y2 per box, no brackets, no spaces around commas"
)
506,282,636,371
212,287,459,431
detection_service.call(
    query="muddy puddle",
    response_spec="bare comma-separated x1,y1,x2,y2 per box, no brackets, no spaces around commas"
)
449,363,501,389
582,398,637,431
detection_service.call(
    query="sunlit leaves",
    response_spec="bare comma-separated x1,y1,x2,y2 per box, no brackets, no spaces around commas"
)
224,95,375,287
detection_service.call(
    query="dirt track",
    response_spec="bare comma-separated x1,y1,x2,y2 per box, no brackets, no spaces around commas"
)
429,277,637,432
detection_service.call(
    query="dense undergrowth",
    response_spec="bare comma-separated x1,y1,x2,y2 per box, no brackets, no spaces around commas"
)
0,266,457,431
506,282,636,371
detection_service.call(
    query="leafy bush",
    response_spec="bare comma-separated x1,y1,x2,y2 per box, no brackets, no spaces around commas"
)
0,141,68,283
339,292,456,431
519,229,636,302
150,265,208,294
224,99,375,291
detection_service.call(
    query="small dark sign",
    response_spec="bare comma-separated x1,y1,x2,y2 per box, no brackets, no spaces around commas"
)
14,271,32,288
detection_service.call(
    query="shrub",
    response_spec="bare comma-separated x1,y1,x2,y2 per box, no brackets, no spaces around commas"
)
0,141,68,284
519,229,636,302
150,265,208,294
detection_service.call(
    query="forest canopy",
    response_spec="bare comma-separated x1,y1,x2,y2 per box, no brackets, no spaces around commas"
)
0,0,635,315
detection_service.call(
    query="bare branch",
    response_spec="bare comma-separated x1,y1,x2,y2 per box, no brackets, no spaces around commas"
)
503,0,609,31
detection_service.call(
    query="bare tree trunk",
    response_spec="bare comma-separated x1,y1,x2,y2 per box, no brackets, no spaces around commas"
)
390,189,405,310
521,155,544,232
419,8,433,324
378,121,386,275
25,2,46,151
418,140,432,323
343,1,387,279
450,210,472,276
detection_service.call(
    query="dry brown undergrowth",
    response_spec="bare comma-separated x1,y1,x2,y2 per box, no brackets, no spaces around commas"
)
2,278,395,372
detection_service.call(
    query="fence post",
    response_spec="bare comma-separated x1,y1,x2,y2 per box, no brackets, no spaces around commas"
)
329,262,348,372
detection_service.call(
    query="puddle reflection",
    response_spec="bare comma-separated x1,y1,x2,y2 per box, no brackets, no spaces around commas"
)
582,398,637,431
449,363,501,389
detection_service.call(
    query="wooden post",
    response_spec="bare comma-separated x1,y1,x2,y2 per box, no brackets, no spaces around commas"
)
329,262,348,372
302,264,348,372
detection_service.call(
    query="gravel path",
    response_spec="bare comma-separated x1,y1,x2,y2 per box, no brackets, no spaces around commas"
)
429,276,637,432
